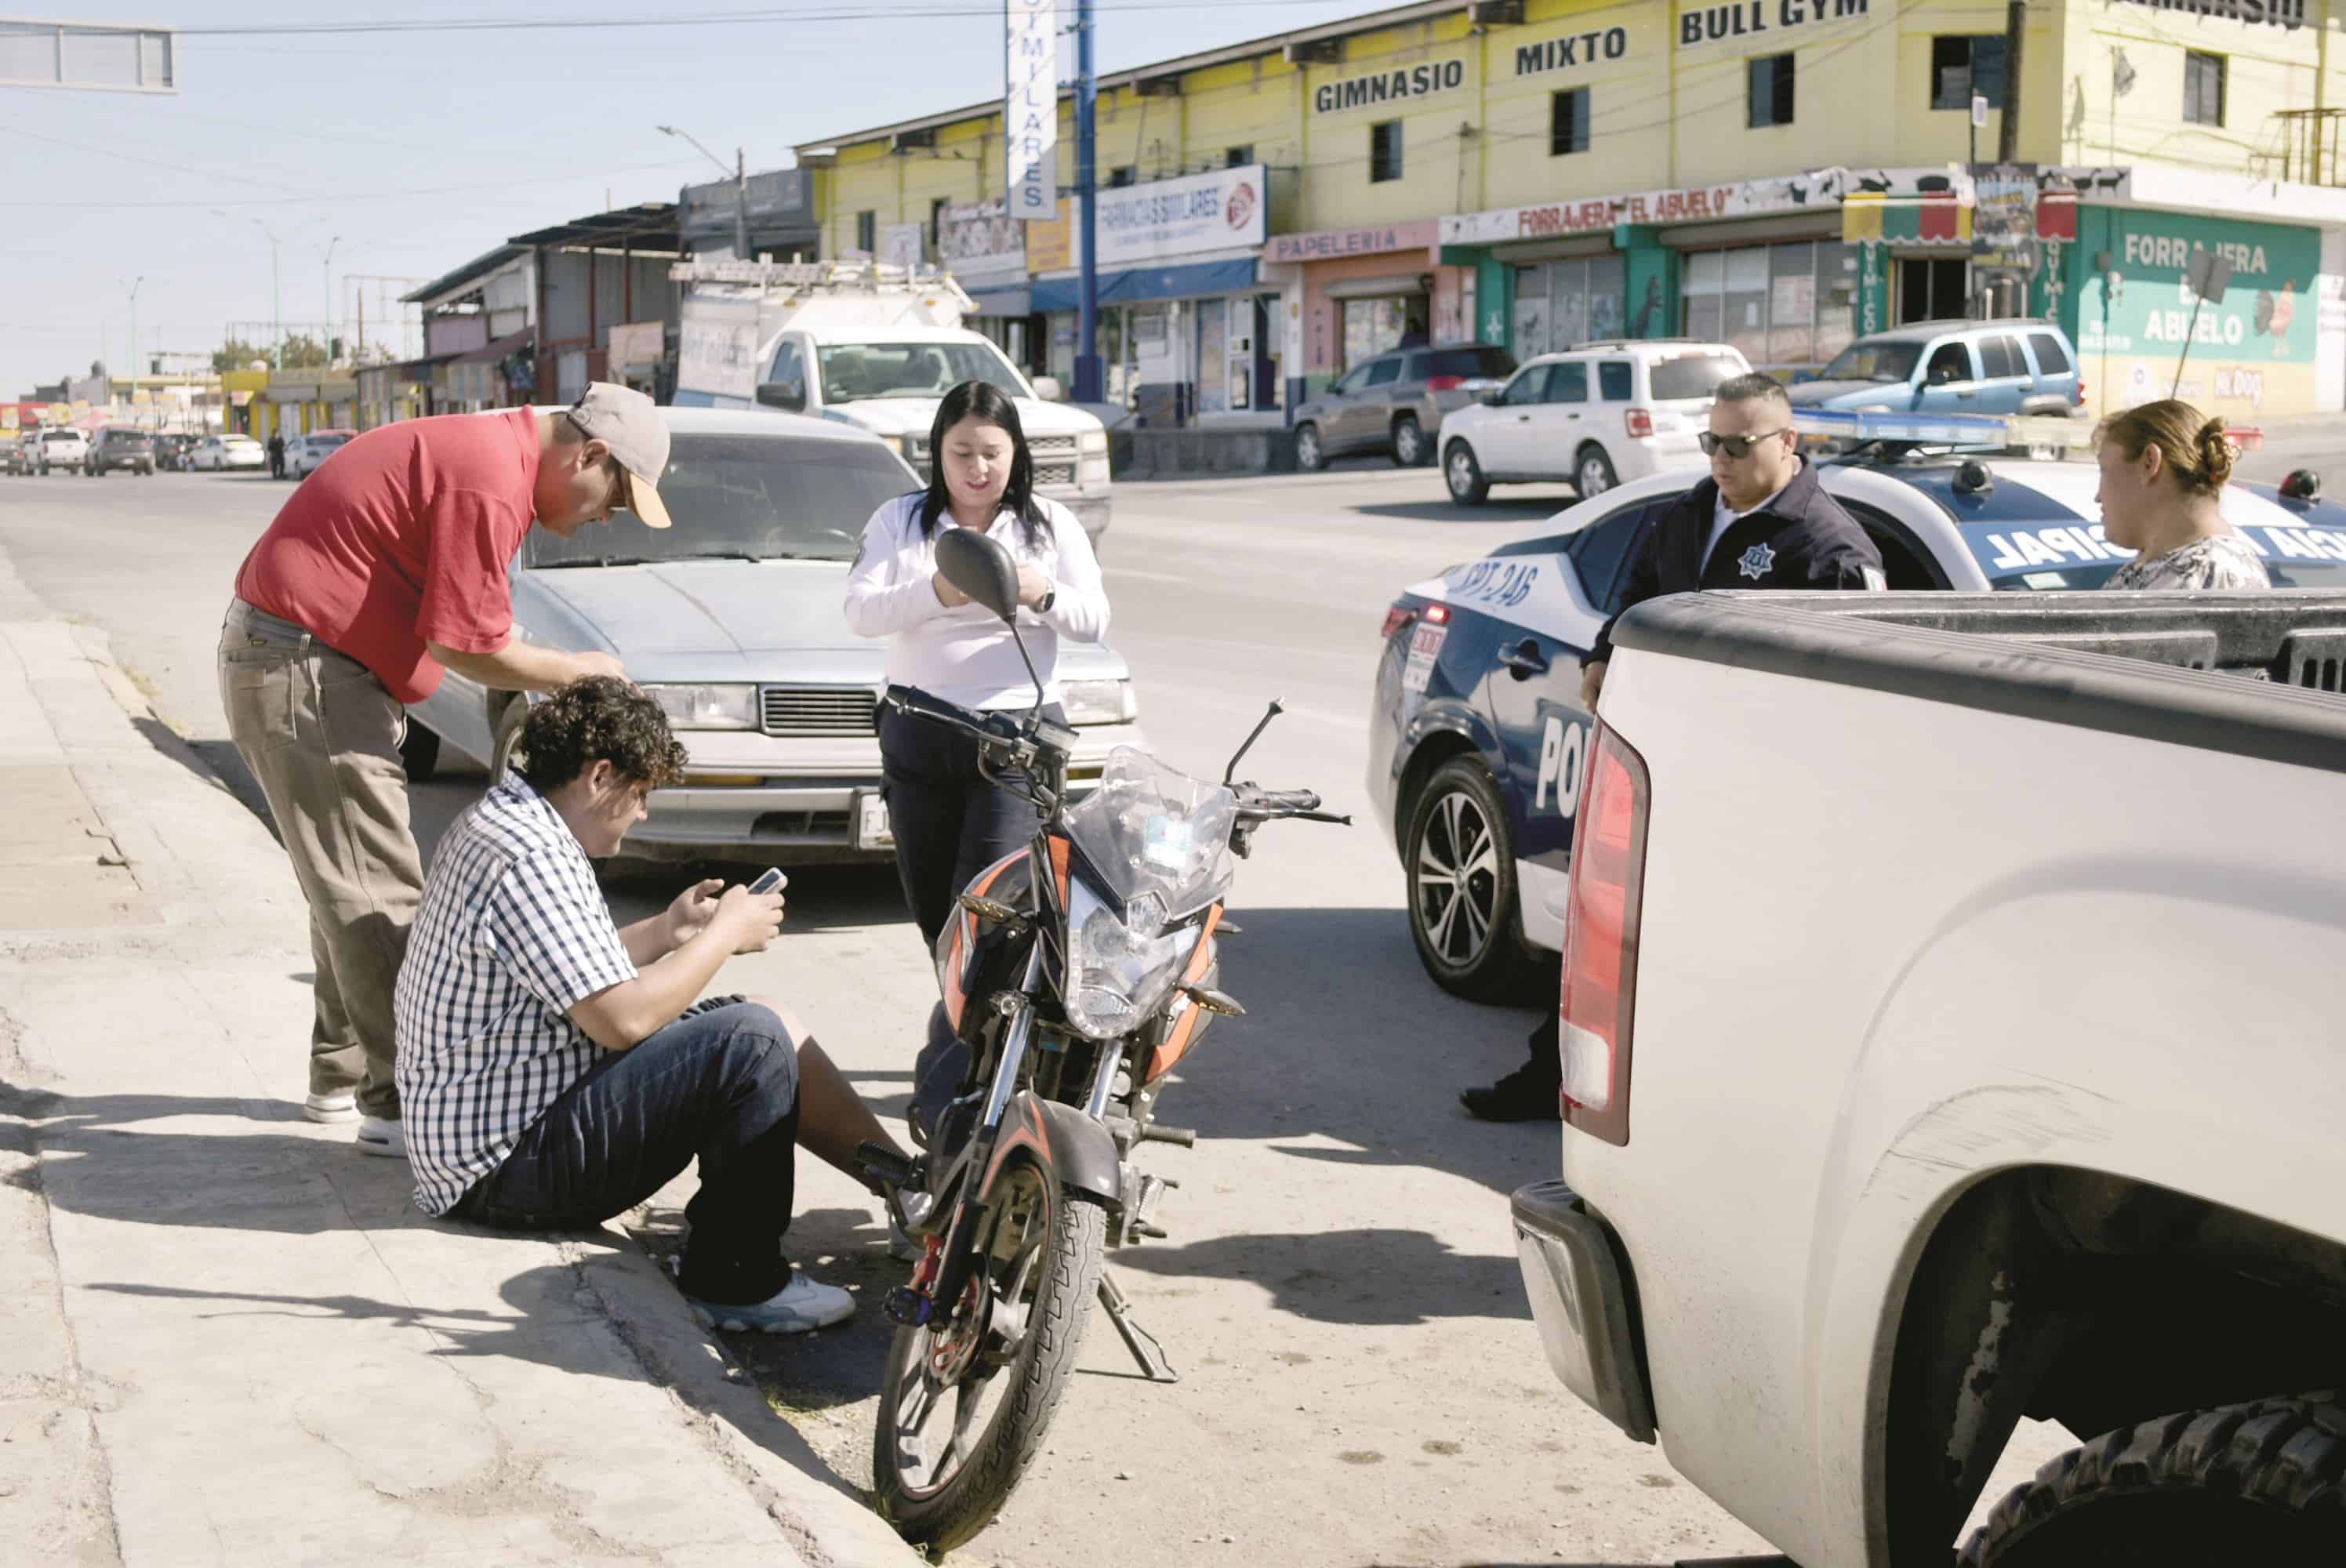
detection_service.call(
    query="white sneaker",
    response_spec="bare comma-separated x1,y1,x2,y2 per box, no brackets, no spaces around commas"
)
303,1091,358,1124
687,1269,855,1334
354,1114,405,1160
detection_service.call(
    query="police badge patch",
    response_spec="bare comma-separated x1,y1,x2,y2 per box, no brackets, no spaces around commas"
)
1738,542,1776,580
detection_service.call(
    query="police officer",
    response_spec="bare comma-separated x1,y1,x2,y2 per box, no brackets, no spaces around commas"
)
1461,372,1885,1121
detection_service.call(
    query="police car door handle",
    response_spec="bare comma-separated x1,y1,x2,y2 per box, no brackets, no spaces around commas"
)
1497,638,1550,678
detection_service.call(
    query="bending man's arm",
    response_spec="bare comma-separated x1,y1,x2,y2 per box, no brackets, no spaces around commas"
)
426,634,624,693
567,887,783,1052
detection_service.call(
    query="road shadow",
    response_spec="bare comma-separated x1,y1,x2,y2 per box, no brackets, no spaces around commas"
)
1354,496,1577,524
1153,906,1552,1200
1117,1225,1529,1326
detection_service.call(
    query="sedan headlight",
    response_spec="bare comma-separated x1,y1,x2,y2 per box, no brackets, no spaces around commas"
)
1077,430,1108,456
642,683,759,731
1061,678,1137,727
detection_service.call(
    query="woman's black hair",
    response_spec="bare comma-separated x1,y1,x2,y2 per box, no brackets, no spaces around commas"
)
915,379,1052,550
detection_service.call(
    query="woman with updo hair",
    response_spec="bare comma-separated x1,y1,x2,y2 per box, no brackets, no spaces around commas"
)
2094,398,2271,590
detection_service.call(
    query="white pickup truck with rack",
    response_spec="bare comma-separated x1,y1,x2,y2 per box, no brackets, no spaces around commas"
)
670,258,1113,543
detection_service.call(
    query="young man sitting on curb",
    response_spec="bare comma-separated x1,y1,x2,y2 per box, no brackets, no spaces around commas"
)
395,677,918,1333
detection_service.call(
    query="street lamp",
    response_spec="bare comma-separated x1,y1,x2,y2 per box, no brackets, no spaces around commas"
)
212,209,285,368
117,275,144,404
659,124,750,260
317,235,342,361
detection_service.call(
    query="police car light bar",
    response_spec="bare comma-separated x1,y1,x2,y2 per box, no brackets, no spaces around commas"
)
1792,408,2264,456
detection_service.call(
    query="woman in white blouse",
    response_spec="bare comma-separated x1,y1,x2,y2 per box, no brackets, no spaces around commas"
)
842,379,1110,951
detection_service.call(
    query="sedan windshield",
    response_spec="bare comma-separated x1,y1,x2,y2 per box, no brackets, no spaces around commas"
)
1820,340,1924,383
816,342,1027,406
525,433,916,568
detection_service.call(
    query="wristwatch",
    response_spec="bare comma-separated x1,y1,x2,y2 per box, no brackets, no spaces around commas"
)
1036,586,1056,615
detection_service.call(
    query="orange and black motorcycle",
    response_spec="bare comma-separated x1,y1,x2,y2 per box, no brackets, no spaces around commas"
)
859,528,1343,1552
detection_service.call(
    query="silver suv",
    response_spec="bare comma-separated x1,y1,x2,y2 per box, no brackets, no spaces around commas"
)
1292,343,1516,471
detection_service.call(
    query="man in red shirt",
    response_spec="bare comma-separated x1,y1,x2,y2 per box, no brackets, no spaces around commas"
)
219,383,672,1156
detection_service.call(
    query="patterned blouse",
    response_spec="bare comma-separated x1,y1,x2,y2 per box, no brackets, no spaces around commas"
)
2104,532,2272,591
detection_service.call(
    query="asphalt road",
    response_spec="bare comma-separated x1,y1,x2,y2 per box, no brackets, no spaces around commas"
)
8,427,2341,1566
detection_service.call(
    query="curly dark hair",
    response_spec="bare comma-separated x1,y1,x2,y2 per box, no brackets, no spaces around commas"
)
517,677,688,794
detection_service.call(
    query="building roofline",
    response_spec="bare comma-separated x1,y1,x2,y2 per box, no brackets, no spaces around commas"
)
402,244,527,307
794,0,1468,154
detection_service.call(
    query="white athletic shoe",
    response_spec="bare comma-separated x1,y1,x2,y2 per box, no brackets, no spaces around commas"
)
354,1114,405,1160
303,1091,358,1124
687,1269,855,1334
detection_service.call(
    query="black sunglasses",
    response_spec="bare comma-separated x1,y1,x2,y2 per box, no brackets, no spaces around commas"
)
1698,427,1792,459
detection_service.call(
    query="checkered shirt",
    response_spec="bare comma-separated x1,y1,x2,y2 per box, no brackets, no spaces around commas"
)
395,773,637,1216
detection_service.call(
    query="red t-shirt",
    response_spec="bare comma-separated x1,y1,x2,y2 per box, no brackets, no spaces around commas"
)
234,410,539,705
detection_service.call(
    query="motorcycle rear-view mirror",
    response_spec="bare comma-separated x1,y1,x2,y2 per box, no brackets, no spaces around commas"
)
936,527,1021,624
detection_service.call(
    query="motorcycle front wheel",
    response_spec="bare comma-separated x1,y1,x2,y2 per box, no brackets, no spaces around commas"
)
873,1154,1106,1552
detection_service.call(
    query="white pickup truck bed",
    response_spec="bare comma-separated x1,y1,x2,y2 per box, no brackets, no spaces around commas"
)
1514,590,2346,1568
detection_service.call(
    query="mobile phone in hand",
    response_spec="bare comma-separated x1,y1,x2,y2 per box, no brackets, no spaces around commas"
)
746,868,788,895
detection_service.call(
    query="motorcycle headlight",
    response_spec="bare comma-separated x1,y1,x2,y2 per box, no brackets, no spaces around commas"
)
641,683,759,731
1065,887,1192,1040
1061,678,1137,727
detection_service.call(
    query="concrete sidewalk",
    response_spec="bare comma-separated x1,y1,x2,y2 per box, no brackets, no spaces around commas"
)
0,550,922,1567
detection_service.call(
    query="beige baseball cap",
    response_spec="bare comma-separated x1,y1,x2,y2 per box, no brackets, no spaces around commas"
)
566,382,673,529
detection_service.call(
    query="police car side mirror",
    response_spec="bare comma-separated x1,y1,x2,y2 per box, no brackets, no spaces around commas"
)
935,526,1020,624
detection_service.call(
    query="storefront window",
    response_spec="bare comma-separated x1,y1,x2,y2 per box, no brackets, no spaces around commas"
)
1511,265,1549,360
1342,297,1411,371
1509,256,1627,358
1682,240,1858,374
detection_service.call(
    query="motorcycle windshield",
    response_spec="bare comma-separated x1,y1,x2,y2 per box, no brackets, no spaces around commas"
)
1063,746,1237,920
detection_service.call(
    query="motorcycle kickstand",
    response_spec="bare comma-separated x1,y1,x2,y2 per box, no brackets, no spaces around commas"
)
1095,1272,1178,1385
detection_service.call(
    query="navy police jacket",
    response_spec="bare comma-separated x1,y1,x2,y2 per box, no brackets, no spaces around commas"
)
1592,457,1884,662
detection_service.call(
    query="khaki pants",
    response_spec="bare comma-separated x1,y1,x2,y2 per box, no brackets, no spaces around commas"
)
217,600,421,1119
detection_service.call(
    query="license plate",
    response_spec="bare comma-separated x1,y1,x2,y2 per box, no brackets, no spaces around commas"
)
1402,620,1448,694
855,791,894,850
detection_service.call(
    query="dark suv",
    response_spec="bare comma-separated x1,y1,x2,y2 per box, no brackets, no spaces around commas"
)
87,428,156,477
1292,343,1517,470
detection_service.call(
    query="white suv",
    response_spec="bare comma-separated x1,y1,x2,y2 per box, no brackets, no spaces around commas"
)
1439,339,1750,506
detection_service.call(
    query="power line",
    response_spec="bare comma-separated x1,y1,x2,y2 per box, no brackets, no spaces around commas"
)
0,156,711,210
173,0,1382,37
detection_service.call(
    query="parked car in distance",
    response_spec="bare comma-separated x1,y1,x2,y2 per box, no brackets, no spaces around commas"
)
188,434,266,471
1789,318,2085,420
1292,343,1517,472
33,428,90,474
1439,339,1750,507
152,434,197,471
85,427,156,477
404,406,1145,866
286,430,353,478
2,432,29,475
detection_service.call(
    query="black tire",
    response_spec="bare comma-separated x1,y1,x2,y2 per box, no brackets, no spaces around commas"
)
875,1164,1107,1552
1444,440,1490,506
398,718,441,782
1293,422,1327,472
1391,414,1427,468
1404,757,1531,1000
1574,445,1618,499
1961,1392,2346,1567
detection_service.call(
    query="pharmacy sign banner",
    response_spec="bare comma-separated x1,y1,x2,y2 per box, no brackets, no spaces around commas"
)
1005,0,1058,220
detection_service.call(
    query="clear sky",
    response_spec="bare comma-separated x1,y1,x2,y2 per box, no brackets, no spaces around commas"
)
0,0,1378,395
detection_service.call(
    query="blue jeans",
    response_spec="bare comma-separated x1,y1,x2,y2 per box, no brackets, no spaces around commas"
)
450,999,800,1307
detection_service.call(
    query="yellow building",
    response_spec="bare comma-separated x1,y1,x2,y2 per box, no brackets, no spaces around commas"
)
801,0,2346,417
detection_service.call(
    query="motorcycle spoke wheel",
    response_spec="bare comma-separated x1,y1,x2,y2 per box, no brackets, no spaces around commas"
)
873,1157,1108,1552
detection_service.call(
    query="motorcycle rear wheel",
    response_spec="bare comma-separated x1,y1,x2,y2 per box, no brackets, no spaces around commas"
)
873,1156,1106,1552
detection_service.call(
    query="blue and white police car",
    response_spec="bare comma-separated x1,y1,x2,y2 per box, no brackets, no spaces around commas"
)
1369,409,2346,998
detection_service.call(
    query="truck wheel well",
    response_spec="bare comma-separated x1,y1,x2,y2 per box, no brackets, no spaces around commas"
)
1394,732,1481,855
1882,1166,2346,1563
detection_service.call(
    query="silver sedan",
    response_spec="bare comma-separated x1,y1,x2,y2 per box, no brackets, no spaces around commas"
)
403,406,1143,865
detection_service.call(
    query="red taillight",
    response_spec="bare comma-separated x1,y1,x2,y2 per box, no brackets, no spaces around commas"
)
1425,375,1465,391
1624,408,1654,439
1381,604,1414,641
1556,720,1650,1145
2072,381,2086,407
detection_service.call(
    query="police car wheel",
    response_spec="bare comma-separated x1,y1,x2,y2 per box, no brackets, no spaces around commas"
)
1574,446,1617,499
1406,758,1531,1001
1446,442,1489,507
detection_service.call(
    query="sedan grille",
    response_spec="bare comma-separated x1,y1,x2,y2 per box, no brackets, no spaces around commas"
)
761,686,878,738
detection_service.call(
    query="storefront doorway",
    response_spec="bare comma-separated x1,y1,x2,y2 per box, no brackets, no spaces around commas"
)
1512,256,1626,358
1897,258,1970,325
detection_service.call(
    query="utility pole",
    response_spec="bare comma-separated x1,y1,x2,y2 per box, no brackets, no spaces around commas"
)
220,212,287,368
1997,0,2026,163
320,235,341,360
119,275,144,386
659,125,751,260
1074,0,1101,403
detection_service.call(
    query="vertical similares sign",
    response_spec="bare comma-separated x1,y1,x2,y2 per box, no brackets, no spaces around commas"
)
1005,0,1058,220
